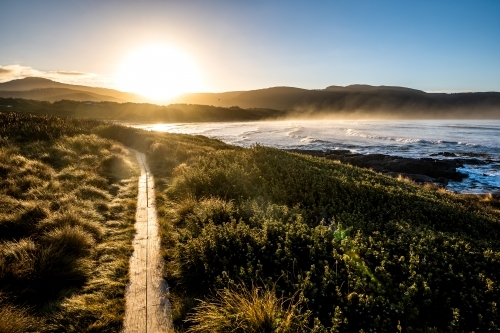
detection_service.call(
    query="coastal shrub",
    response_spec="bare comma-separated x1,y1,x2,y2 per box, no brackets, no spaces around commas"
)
157,144,500,332
6,112,498,332
93,124,154,152
0,112,100,142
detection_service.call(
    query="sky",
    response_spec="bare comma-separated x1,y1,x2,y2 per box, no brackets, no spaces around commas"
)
1,0,499,97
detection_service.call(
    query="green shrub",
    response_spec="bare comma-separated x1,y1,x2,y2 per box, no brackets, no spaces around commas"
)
159,145,500,332
50,119,500,332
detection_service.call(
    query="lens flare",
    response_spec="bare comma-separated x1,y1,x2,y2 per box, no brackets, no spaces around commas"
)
115,44,203,101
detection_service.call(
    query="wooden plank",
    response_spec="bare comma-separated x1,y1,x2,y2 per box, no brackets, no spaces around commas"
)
123,238,147,332
123,150,171,333
146,170,171,332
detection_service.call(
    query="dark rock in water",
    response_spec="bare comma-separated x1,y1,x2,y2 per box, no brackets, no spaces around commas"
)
459,152,491,158
492,191,500,199
290,149,469,185
324,149,351,156
331,153,467,181
436,177,449,185
430,152,457,157
386,172,437,184
428,152,487,165
453,158,486,165
287,149,326,157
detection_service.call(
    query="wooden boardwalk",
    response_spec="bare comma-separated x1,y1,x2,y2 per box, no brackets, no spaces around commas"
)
123,151,171,333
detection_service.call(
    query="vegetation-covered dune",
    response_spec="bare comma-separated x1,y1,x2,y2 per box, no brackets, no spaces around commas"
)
0,113,138,332
97,125,500,332
2,112,499,332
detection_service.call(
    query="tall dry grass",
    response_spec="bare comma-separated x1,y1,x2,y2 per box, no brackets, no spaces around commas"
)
186,284,310,333
0,302,42,333
0,113,139,332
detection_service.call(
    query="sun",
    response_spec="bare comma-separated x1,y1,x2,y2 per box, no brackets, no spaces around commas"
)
115,45,203,101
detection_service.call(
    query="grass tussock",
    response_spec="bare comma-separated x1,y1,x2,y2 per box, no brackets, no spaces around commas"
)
0,113,139,332
186,283,310,333
0,302,42,333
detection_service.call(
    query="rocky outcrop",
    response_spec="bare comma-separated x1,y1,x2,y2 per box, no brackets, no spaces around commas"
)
288,149,474,186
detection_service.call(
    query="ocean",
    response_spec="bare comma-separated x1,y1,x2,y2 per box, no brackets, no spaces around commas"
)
132,120,500,194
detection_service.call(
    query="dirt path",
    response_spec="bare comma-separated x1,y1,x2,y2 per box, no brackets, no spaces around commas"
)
123,150,171,333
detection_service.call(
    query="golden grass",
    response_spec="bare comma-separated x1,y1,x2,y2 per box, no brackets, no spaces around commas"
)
0,113,139,332
0,302,42,333
185,283,310,333
49,119,500,331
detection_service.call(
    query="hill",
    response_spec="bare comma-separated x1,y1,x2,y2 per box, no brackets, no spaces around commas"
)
1,77,500,119
0,87,126,103
172,85,500,118
0,77,147,103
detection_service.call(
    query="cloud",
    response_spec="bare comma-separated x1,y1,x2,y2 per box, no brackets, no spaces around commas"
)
0,68,13,75
54,71,88,76
0,64,112,88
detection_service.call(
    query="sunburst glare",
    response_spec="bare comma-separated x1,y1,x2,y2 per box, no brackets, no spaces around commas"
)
115,44,203,101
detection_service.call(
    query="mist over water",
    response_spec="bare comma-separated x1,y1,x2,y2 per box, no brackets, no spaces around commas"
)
134,120,500,194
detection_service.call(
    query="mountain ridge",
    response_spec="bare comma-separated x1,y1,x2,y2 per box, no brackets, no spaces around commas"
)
0,77,148,103
1,77,499,118
172,85,500,117
0,87,126,103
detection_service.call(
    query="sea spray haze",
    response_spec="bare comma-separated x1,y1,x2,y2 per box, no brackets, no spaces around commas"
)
136,119,500,193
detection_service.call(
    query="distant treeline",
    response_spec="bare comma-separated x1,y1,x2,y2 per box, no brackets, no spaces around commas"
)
0,98,286,122
2,91,500,122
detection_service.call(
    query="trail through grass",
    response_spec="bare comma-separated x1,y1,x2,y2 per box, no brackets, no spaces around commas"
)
123,150,171,332
3,113,499,332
